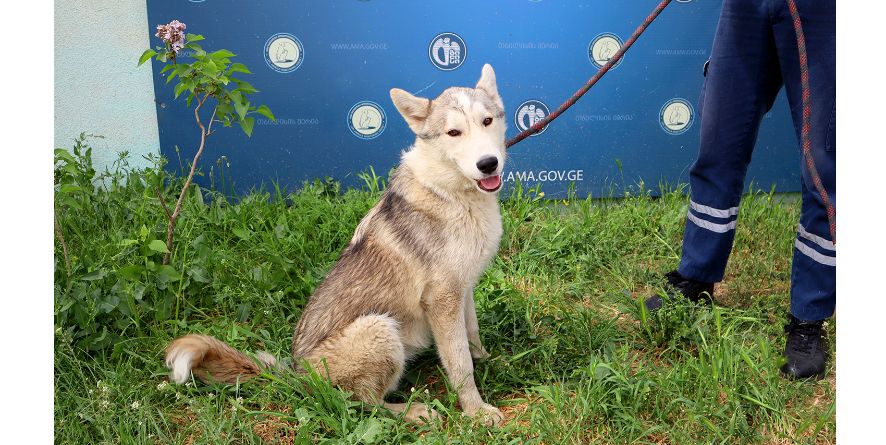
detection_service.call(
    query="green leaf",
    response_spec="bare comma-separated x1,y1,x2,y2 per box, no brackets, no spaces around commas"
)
160,64,174,73
232,93,248,119
239,116,255,137
138,49,156,66
156,265,181,283
147,240,170,254
173,82,188,99
202,59,219,76
187,266,211,283
54,148,76,163
227,63,251,75
63,163,81,175
186,33,205,42
167,65,188,85
210,49,236,59
81,269,107,281
234,80,258,94
59,184,82,194
255,105,276,122
185,42,204,53
346,418,385,444
97,294,120,313
117,265,143,281
232,227,251,240
61,196,82,211
215,101,233,119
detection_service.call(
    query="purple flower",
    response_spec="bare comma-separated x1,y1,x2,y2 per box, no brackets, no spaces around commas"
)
155,20,187,54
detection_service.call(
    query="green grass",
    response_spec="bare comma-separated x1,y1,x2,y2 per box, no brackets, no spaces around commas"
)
54,147,835,444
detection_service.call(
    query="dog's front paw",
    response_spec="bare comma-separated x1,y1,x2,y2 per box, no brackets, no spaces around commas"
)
403,403,440,426
470,344,491,361
464,403,504,427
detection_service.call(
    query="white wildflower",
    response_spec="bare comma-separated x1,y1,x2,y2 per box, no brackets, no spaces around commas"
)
130,400,141,410
97,381,111,396
156,381,169,391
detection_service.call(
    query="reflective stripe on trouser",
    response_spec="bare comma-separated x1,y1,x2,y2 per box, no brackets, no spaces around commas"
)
677,0,835,321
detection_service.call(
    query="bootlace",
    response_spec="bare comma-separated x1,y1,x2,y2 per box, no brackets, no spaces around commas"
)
664,271,686,287
785,319,821,355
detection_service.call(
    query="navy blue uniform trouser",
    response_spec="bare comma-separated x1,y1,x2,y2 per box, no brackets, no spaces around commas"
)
677,0,835,321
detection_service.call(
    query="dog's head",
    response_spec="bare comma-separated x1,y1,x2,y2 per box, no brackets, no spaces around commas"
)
390,64,506,194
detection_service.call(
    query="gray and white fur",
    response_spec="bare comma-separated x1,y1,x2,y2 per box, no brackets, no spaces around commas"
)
165,64,508,426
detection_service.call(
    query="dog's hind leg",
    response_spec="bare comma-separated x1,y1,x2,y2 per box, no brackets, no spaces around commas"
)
304,314,437,424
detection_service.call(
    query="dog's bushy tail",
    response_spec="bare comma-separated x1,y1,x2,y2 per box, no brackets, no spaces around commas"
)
165,334,280,384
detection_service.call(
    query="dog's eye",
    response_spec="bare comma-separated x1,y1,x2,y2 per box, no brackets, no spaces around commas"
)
483,117,493,126
447,129,461,137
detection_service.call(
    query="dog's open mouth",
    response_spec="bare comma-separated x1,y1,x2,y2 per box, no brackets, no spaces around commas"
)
476,175,502,193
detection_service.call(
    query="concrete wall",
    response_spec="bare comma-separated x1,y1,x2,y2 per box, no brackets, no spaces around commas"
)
55,0,159,171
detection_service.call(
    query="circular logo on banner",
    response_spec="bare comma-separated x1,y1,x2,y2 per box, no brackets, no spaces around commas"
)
588,33,624,69
348,101,386,139
514,100,550,136
659,98,694,135
428,32,467,71
264,33,304,73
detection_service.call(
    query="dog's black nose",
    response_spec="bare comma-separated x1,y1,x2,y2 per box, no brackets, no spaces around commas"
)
476,156,499,174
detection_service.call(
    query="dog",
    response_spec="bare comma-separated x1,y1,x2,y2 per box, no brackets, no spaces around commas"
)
165,64,507,426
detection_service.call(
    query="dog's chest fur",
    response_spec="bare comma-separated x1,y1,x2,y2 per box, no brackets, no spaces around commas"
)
384,168,502,355
291,165,503,359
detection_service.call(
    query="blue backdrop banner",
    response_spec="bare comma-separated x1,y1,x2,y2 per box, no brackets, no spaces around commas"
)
147,0,801,198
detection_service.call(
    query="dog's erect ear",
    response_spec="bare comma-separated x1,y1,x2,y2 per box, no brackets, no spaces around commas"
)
475,64,499,97
390,88,431,134
476,64,504,110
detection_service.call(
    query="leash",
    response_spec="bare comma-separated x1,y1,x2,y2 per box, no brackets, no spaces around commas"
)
504,0,836,244
505,0,674,148
786,0,836,244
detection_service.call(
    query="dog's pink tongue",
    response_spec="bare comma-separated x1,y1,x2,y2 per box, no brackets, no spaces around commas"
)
480,175,501,190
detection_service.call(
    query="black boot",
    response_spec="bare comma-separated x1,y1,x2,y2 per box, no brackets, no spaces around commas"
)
781,315,827,380
644,270,715,312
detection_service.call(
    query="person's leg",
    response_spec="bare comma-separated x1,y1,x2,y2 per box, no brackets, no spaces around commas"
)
790,181,835,319
648,0,783,310
770,0,835,379
677,0,785,283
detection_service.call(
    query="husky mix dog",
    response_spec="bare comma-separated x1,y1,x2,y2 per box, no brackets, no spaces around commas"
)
165,64,508,426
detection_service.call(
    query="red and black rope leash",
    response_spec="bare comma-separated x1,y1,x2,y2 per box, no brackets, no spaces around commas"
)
505,0,836,244
505,0,674,148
